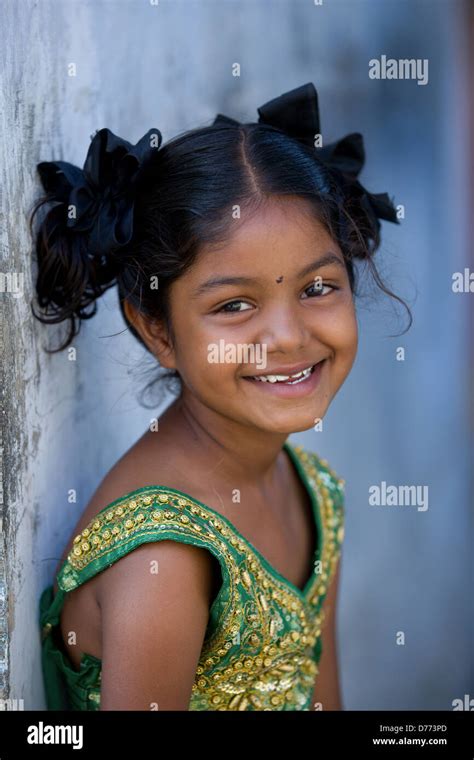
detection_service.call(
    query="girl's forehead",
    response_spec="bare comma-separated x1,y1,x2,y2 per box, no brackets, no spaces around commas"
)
198,199,337,262
179,223,344,296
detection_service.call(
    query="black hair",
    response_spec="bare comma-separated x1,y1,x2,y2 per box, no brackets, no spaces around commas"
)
30,120,412,400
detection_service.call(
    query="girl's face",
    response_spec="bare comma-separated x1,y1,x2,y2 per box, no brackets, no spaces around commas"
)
162,196,358,435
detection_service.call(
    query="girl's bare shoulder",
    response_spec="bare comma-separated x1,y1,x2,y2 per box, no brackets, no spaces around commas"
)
54,430,191,586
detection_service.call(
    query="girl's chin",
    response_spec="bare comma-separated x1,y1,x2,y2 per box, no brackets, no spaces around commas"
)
262,419,324,435
243,407,327,435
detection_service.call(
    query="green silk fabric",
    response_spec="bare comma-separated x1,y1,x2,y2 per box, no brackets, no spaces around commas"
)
39,442,345,710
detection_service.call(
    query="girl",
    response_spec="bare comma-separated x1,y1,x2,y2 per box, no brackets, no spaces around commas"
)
34,83,410,711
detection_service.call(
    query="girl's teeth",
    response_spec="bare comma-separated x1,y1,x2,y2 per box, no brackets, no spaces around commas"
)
252,365,314,383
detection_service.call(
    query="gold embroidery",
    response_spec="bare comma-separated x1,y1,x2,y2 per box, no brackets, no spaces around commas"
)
49,445,344,711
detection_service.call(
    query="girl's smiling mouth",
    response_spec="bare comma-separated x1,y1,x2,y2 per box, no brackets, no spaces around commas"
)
242,359,327,397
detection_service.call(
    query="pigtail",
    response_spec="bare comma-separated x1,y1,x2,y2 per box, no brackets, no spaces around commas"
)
30,127,162,352
30,191,118,352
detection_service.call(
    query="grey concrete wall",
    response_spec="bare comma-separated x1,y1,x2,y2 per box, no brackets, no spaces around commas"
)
0,0,471,709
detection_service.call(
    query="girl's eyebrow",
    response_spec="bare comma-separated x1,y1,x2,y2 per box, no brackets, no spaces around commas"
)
192,252,345,298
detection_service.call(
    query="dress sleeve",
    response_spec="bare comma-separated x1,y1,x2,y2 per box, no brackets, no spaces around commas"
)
57,487,237,599
301,448,346,663
312,449,345,582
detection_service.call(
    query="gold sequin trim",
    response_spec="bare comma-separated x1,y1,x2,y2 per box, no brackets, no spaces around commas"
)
52,444,344,711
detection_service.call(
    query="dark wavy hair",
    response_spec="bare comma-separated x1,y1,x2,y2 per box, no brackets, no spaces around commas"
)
30,121,412,401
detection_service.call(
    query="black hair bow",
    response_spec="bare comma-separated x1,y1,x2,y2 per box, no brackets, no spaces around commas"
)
213,82,399,229
37,127,162,257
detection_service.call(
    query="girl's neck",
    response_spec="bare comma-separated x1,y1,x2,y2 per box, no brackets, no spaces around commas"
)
158,393,290,490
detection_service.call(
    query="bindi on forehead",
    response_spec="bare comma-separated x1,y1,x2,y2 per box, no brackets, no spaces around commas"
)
276,276,284,283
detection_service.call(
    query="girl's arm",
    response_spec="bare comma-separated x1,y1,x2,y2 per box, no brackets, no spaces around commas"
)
310,558,343,710
98,540,215,710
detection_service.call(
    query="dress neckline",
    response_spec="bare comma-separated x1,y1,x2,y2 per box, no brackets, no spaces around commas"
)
57,441,323,603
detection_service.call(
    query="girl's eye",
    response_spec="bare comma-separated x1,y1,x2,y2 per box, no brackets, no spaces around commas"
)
215,282,337,313
303,281,337,298
216,300,253,314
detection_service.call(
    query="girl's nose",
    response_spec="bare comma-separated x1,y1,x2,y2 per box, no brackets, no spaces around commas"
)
257,305,310,354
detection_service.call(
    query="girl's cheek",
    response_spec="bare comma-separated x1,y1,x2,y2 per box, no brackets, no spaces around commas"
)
313,302,357,344
180,300,358,364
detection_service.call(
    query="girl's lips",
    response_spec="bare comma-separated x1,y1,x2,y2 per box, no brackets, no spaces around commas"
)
242,359,326,398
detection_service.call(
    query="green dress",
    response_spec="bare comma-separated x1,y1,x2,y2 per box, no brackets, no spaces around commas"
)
39,441,345,711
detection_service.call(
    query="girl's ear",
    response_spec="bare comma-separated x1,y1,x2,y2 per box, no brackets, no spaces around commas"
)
123,299,176,369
